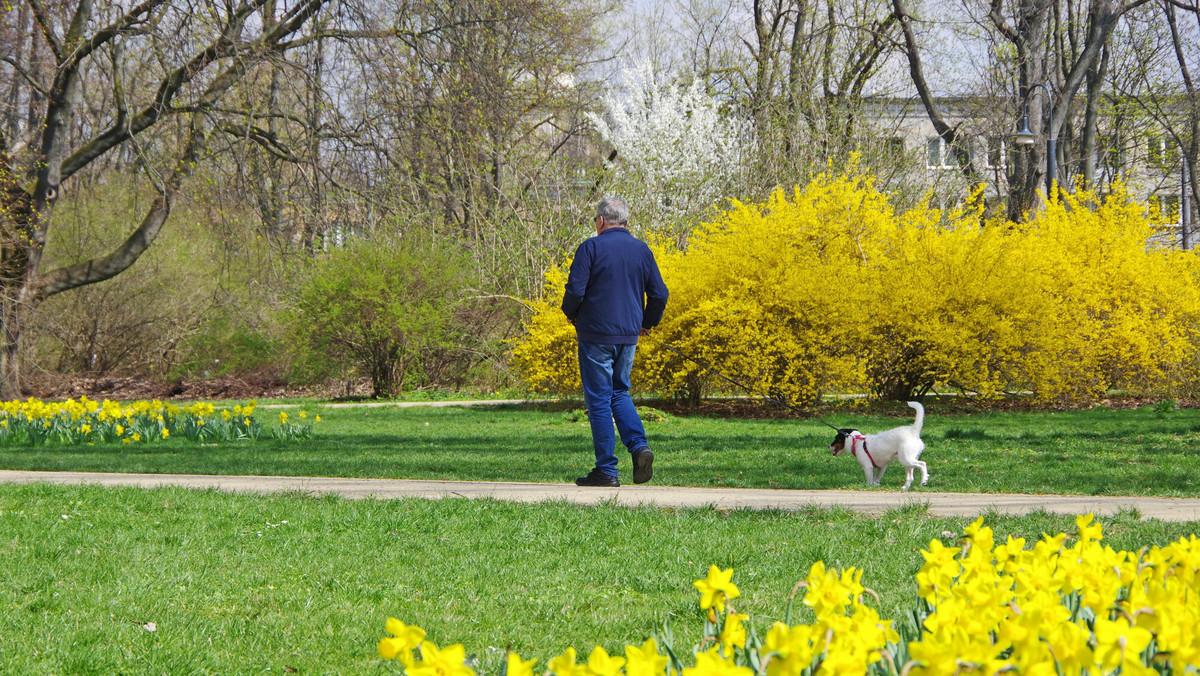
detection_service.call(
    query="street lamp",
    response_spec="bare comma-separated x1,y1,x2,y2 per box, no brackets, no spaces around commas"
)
1014,82,1056,195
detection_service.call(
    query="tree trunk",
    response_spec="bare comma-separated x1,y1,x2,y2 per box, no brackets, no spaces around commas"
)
1166,0,1200,246
0,291,26,395
1080,42,1109,186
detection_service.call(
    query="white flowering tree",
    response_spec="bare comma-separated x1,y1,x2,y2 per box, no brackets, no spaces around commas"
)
588,63,755,247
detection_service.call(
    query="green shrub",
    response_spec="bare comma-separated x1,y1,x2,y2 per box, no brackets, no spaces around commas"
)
287,236,475,398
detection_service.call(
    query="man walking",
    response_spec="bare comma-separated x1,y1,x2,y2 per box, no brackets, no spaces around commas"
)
562,197,669,487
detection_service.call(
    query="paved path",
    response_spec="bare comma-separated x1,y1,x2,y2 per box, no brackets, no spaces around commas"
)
3,469,1200,523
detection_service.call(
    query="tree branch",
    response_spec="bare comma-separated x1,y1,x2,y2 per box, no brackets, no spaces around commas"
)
61,0,169,72
1053,0,1155,135
59,0,331,180
894,0,977,180
27,0,63,60
35,122,207,300
214,119,300,161
0,56,49,97
1166,0,1195,93
988,0,1020,43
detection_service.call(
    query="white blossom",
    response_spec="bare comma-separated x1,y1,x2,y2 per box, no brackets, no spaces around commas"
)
588,62,755,245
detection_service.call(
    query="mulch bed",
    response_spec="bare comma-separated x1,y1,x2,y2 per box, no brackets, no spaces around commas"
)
651,394,1189,419
24,372,326,401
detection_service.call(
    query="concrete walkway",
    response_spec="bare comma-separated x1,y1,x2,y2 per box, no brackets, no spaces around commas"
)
3,469,1200,523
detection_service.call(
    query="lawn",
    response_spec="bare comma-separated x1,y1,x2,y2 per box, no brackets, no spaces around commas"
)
3,483,1198,674
1,400,1199,496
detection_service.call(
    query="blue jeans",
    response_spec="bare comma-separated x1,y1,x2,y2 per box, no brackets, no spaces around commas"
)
578,341,648,478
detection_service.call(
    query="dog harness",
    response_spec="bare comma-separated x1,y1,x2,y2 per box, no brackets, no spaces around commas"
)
849,433,880,470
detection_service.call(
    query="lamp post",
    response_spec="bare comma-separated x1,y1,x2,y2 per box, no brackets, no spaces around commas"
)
1014,82,1056,195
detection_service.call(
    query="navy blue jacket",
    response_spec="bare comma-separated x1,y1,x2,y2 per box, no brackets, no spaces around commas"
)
561,228,669,344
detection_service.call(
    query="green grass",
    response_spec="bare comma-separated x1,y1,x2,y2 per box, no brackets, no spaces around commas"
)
3,402,1200,496
3,483,1197,674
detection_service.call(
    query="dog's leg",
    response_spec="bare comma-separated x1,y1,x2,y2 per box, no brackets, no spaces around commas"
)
876,464,889,485
861,461,876,486
901,466,914,492
916,460,928,486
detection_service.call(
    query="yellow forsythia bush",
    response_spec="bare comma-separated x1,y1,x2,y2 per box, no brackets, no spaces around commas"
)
511,264,582,394
512,171,1200,404
379,515,1200,675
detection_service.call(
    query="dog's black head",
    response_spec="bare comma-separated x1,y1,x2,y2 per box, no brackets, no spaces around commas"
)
829,428,857,455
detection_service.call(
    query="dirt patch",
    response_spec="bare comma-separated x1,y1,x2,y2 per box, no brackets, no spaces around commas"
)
24,372,328,402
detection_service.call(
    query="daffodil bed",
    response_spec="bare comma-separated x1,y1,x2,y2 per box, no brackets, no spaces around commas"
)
0,397,318,445
380,515,1200,676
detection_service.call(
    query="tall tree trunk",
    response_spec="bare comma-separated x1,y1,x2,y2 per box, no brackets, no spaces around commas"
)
991,0,1052,220
1166,0,1200,239
785,0,810,158
1081,42,1109,186
4,2,31,144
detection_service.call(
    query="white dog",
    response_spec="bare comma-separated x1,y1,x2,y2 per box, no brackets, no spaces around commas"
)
829,402,928,491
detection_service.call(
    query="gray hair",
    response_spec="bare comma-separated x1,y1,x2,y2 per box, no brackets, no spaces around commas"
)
597,197,629,225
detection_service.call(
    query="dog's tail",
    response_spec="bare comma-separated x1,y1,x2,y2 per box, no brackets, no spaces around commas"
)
907,401,924,434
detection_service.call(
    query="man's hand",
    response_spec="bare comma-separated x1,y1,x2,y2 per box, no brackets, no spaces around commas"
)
568,318,576,326
639,327,651,337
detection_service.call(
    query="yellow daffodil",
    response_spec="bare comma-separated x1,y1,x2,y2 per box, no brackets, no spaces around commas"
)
409,641,474,676
718,613,748,654
763,621,817,676
694,565,739,614
624,639,668,676
548,647,583,676
584,646,625,676
802,561,863,615
505,653,537,676
378,618,427,665
1075,512,1103,543
1093,617,1154,672
682,647,752,676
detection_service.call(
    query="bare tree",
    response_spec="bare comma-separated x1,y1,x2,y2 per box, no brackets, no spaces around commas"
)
326,0,615,291
888,0,1155,219
0,0,334,396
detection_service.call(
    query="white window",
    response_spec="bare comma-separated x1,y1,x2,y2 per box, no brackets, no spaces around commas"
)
1147,134,1179,172
926,138,951,169
985,137,1006,170
1149,194,1182,225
